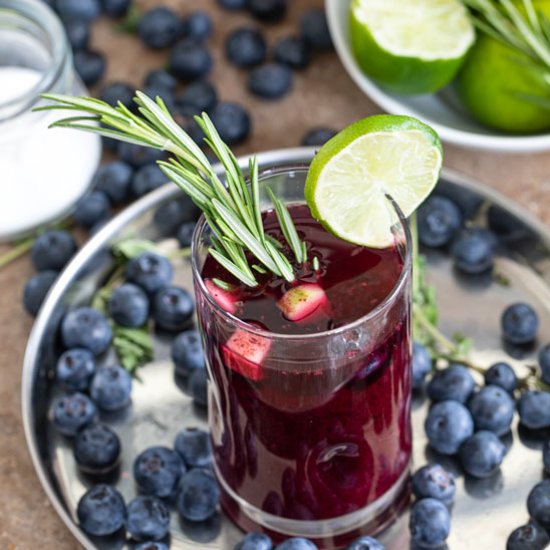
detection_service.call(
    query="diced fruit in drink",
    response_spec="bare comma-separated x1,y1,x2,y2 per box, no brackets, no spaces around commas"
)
205,279,239,314
276,283,327,321
222,329,271,381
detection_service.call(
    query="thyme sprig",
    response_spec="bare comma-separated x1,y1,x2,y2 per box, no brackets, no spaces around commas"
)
36,92,306,287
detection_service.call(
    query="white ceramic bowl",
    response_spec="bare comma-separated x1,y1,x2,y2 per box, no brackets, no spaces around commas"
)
325,0,550,153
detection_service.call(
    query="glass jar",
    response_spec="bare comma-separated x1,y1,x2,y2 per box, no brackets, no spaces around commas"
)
0,0,101,241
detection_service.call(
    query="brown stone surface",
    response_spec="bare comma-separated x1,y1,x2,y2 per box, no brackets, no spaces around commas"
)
1,0,550,548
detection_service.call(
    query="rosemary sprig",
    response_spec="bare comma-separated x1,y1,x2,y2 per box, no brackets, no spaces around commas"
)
35,92,307,287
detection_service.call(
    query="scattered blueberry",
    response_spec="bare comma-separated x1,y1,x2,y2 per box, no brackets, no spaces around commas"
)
468,385,515,435
274,36,310,69
90,365,133,411
126,495,170,541
345,536,385,549
246,0,287,22
101,0,131,17
177,221,196,248
152,286,194,331
411,463,455,505
74,423,121,474
175,428,212,468
99,81,134,110
172,329,205,375
50,392,98,436
424,400,474,455
417,195,463,248
218,0,246,9
409,498,450,548
177,468,220,521
134,543,169,550
184,11,213,42
544,440,550,472
23,270,57,316
484,361,518,394
248,63,293,99
134,446,184,497
56,0,100,21
93,161,134,205
451,228,495,274
64,19,90,51
538,343,550,384
459,430,505,478
31,229,76,272
178,81,217,113
153,196,199,237
61,307,112,355
209,102,251,145
108,283,150,327
301,127,337,147
169,39,213,81
56,348,96,391
235,533,273,550
518,391,550,430
143,85,176,112
77,484,126,536
275,539,318,550
412,341,432,390
125,252,173,294
527,480,550,528
131,163,167,197
426,363,475,404
73,190,111,230
117,142,164,168
189,366,208,407
144,68,178,93
138,7,184,49
300,9,333,50
225,28,267,68
501,302,539,345
73,49,106,86
507,523,550,550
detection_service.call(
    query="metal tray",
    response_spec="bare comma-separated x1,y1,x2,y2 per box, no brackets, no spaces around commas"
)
22,148,550,549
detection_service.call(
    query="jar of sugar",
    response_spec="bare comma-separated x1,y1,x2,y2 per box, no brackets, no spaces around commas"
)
0,0,101,241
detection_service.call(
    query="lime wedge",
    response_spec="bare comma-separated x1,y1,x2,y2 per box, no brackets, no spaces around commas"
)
350,0,475,94
304,114,442,248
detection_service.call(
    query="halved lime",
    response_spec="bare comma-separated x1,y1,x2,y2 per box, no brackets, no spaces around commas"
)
350,0,475,94
304,114,442,248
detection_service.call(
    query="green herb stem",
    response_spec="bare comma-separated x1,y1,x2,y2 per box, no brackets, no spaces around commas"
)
0,237,35,269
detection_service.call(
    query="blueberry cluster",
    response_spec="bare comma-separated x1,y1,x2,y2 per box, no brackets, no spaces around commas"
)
233,533,385,549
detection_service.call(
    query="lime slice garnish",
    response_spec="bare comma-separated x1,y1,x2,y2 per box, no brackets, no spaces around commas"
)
304,114,443,248
350,0,475,94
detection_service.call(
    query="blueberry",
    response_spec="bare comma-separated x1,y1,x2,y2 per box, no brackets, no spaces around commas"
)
117,142,164,168
459,430,505,478
108,283,150,327
301,127,337,147
93,161,134,205
99,81,134,110
501,302,538,344
248,63,293,99
152,286,194,331
424,400,474,455
219,0,246,8
300,9,332,50
246,0,286,22
126,495,170,541
50,392,98,436
538,343,550,384
73,190,111,229
275,539,318,550
31,229,76,272
176,468,220,521
417,195,463,248
484,362,518,393
101,0,130,17
23,271,57,316
507,523,550,550
144,69,178,93
56,348,96,391
409,498,450,548
61,307,112,355
426,364,475,404
131,163,167,197
56,0,100,21
138,6,184,49
518,391,550,430
74,423,121,474
189,367,208,407
177,221,196,248
73,49,106,86
134,544,169,550
172,329,205,375
125,252,173,294
235,533,273,550
169,39,213,81
468,385,515,436
274,36,310,69
153,196,199,237
77,484,126,536
412,341,432,390
64,19,90,51
528,480,550,528
411,464,455,505
184,11,213,42
134,446,184,497
225,28,267,68
174,427,212,468
178,81,217,113
345,536,385,549
209,102,251,145
451,228,495,274
90,365,132,411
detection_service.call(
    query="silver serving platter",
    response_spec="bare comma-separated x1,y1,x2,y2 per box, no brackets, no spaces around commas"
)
22,148,550,550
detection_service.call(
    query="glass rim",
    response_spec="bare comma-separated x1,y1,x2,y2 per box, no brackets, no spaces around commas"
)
191,164,412,341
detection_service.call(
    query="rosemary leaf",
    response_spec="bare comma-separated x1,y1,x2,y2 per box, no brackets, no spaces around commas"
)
209,248,258,287
212,278,233,291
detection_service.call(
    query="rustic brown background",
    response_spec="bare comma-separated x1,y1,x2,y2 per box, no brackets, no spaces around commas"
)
1,0,550,548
